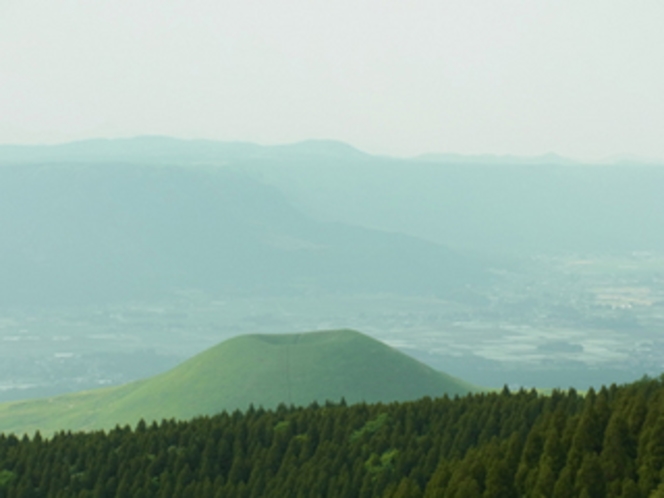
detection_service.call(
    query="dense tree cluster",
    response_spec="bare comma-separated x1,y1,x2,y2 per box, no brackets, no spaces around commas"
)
1,376,664,497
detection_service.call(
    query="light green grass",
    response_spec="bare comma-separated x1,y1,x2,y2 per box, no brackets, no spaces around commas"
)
0,329,480,436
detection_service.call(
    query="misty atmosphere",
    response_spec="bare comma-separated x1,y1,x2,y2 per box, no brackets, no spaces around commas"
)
1,137,663,402
2,2,664,496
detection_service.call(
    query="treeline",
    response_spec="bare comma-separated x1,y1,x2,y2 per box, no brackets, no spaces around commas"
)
1,377,664,497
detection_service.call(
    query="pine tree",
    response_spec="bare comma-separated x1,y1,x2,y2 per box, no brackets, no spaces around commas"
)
552,465,574,498
424,460,451,497
483,458,515,498
451,477,481,498
620,478,641,498
533,459,556,498
391,477,422,498
601,414,632,482
637,411,664,494
575,453,605,498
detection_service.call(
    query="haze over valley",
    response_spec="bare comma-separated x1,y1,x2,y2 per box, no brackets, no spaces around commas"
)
3,2,664,495
1,137,663,403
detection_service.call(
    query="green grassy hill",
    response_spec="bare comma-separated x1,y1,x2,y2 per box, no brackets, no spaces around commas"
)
0,330,480,436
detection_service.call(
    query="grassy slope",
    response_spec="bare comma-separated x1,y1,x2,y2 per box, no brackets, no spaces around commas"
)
0,330,480,436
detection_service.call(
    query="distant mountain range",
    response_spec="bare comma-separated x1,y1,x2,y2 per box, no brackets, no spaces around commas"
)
414,151,575,165
3,135,659,166
0,329,480,435
0,136,367,164
2,136,662,258
2,136,664,308
0,155,483,305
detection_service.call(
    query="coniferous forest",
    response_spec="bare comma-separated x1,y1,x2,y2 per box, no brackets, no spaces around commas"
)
2,377,664,497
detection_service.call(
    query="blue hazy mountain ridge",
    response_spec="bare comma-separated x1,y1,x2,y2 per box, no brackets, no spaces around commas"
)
414,152,575,165
238,148,664,255
2,136,663,257
0,136,365,164
0,160,483,306
0,136,261,163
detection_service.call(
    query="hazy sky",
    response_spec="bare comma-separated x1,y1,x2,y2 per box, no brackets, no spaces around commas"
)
1,1,663,160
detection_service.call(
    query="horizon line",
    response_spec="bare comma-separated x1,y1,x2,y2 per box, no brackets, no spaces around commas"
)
1,134,663,166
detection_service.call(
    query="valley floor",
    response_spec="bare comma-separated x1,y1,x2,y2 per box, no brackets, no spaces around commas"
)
1,252,663,401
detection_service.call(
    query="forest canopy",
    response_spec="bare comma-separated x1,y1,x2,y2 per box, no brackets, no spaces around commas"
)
1,376,664,497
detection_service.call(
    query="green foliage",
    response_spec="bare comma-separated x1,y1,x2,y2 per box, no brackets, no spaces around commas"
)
364,449,398,474
0,470,16,489
351,413,390,442
0,375,663,496
274,420,290,432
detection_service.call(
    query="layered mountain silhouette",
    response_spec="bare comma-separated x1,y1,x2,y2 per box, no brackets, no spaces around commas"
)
0,330,480,435
3,136,663,258
0,159,483,305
